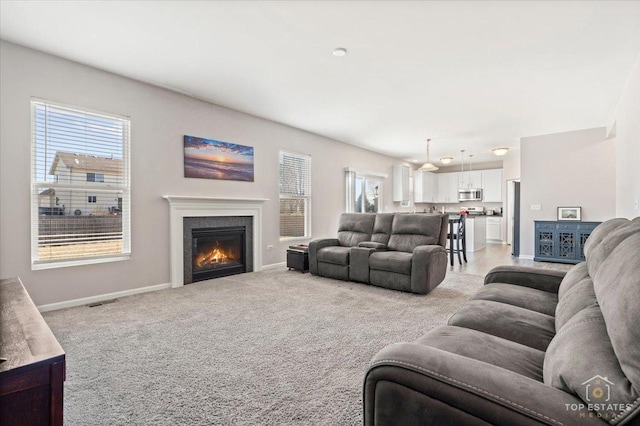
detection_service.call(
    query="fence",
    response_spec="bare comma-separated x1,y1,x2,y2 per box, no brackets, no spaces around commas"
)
38,216,122,244
279,213,305,238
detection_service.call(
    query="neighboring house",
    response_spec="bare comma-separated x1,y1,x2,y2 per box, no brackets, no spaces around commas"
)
41,151,123,216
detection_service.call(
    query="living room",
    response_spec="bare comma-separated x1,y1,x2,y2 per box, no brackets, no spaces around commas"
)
1,2,640,425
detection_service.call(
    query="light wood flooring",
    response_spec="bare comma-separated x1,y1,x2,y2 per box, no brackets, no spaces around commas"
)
449,243,573,276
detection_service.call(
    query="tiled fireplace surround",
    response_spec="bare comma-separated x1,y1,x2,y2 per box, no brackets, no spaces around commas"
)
163,196,267,288
183,216,253,284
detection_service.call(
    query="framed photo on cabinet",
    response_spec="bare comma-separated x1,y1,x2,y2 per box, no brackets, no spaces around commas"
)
557,207,581,221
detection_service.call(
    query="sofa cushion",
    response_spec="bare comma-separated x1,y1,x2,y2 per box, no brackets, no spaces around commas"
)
586,219,640,278
554,276,597,331
471,283,558,316
582,217,629,258
448,300,556,352
592,228,640,395
416,326,545,382
337,213,375,247
316,246,351,265
369,251,412,275
371,213,394,245
544,306,640,421
557,262,590,299
387,215,441,253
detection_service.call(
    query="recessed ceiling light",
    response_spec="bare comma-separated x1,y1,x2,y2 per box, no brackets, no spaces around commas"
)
333,47,347,57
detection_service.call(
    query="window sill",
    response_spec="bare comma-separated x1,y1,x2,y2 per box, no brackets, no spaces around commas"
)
32,253,131,270
279,236,312,242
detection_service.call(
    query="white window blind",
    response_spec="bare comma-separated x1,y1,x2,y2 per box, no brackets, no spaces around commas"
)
31,100,131,268
279,150,311,239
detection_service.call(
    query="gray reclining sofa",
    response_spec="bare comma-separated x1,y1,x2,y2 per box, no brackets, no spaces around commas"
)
309,213,448,294
364,217,640,425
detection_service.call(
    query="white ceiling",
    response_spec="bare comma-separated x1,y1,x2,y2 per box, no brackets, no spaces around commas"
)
2,1,640,166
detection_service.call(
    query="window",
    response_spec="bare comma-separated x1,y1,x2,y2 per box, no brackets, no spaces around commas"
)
279,150,311,239
87,172,105,183
345,169,385,213
31,99,131,269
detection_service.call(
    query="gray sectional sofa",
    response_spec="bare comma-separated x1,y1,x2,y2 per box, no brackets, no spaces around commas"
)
364,217,640,425
309,213,448,294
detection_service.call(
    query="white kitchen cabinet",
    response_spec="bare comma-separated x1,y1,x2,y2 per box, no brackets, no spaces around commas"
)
436,172,459,203
459,171,483,189
414,170,437,203
482,169,503,202
392,165,410,202
486,216,503,241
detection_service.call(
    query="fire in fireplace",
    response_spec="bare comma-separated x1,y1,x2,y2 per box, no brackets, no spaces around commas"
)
191,226,246,282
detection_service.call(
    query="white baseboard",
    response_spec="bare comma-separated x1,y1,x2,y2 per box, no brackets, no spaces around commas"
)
38,262,292,312
261,262,286,270
519,254,535,260
37,282,171,313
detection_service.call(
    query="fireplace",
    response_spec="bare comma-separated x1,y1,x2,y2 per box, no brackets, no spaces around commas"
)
182,215,254,285
191,226,246,282
164,196,265,288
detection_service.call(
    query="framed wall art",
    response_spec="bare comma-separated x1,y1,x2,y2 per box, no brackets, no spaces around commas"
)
184,135,254,182
557,207,581,221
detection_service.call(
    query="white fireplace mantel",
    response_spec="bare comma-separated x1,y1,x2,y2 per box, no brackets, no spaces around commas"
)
163,196,268,288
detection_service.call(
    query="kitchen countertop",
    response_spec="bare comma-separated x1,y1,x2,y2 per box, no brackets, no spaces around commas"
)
395,212,502,217
448,214,485,220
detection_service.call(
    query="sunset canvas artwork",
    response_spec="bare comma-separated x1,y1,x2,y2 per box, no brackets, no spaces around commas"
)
184,135,254,182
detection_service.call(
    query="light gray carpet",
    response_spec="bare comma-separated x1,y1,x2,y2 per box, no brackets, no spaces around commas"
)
43,269,484,425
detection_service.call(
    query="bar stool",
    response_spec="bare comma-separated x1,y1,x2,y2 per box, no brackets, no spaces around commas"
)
448,215,467,265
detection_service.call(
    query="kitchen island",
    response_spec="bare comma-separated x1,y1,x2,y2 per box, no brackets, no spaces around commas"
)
450,214,486,253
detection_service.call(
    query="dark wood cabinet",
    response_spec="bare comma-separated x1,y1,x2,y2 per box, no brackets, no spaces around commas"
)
0,277,65,426
534,221,600,264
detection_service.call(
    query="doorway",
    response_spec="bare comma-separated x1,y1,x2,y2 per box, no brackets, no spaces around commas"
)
506,179,521,257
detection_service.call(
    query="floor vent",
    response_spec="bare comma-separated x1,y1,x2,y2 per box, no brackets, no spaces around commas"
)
87,299,118,308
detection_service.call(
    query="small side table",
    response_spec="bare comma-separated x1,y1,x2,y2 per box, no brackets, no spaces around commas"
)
287,245,309,272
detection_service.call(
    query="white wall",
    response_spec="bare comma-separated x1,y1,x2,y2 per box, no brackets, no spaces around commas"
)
502,150,521,183
611,54,640,218
0,41,406,305
519,127,616,257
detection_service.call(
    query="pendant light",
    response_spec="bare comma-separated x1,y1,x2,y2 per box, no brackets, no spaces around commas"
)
460,150,466,187
418,139,439,171
468,154,474,188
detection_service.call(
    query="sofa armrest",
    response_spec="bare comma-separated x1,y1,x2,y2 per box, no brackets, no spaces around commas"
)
364,341,604,426
410,245,447,294
484,265,567,294
357,241,387,250
350,246,377,283
308,238,339,275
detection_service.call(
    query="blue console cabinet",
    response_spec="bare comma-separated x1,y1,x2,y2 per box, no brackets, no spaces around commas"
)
534,221,601,264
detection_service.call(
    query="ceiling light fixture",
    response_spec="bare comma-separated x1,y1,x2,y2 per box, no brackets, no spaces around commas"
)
333,47,347,57
419,139,439,171
492,147,509,156
440,156,453,164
